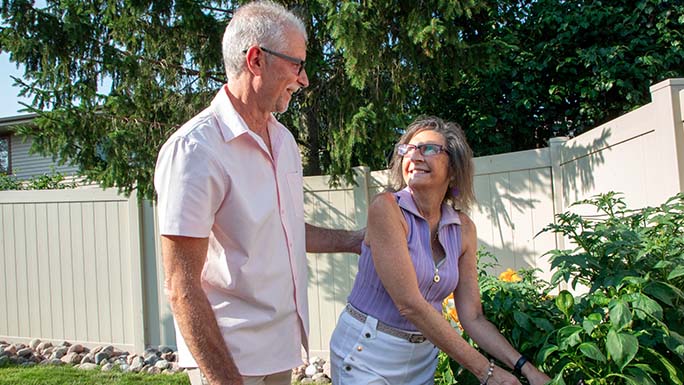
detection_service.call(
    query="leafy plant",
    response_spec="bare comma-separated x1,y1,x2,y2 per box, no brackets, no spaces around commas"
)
436,192,684,385
436,249,558,385
538,192,684,384
0,170,76,190
0,172,22,190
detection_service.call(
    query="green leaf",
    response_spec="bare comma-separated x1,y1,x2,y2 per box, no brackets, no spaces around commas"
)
514,311,532,329
558,325,583,349
668,265,684,280
579,342,607,362
644,281,678,306
582,312,603,335
632,293,663,320
606,329,639,371
623,368,657,385
531,317,555,332
664,331,684,362
537,344,559,363
644,347,684,385
609,300,632,330
550,370,567,385
555,290,574,318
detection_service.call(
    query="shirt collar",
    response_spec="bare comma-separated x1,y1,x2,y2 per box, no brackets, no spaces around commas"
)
395,187,461,227
210,84,283,144
210,85,288,157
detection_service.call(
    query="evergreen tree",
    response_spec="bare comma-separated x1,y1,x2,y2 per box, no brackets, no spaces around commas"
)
1,0,681,199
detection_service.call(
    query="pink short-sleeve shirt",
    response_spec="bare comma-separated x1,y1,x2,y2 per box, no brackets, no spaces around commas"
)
154,85,308,375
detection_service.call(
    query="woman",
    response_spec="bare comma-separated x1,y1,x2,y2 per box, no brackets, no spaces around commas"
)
330,116,551,385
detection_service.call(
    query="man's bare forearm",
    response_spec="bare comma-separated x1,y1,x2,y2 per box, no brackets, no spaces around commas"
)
162,236,243,385
170,288,242,384
305,223,364,254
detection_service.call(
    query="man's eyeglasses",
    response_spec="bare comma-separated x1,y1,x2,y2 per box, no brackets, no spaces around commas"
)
397,143,448,157
244,46,306,75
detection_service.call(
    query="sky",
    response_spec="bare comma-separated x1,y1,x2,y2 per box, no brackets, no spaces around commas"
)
0,51,31,118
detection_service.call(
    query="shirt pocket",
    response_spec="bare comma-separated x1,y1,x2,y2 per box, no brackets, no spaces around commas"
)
286,170,305,220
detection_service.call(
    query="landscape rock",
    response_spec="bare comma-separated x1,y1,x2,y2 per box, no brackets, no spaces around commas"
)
29,339,41,350
61,352,81,365
16,348,33,357
130,356,145,372
78,363,99,370
154,359,169,370
0,339,245,377
36,342,52,354
95,352,109,365
50,347,68,360
47,358,63,366
80,353,94,364
67,344,85,354
312,373,331,383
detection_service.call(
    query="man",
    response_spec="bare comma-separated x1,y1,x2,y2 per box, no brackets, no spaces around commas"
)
154,2,362,384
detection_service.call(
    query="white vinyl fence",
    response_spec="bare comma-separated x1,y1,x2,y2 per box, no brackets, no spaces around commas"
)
1,78,683,360
0,188,146,352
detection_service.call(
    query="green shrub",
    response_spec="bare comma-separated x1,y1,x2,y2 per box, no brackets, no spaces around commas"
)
0,170,76,190
436,250,558,385
539,192,684,385
435,192,684,385
0,173,22,190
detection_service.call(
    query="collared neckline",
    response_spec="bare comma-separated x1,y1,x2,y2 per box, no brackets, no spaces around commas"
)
395,187,461,228
211,84,286,157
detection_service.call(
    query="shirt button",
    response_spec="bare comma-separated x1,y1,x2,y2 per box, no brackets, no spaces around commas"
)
365,333,371,338
345,365,352,371
356,346,363,351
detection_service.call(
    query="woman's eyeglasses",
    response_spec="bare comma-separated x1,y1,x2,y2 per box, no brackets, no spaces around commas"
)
397,143,448,157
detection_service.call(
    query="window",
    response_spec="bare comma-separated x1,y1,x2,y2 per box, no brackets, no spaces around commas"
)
0,135,10,174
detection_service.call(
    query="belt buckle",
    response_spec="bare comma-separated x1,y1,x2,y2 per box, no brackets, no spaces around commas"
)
408,334,426,343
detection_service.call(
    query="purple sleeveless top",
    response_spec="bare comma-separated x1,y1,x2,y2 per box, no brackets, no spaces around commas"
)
347,188,462,332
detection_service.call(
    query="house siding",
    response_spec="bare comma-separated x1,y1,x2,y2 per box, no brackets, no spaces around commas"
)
11,134,78,179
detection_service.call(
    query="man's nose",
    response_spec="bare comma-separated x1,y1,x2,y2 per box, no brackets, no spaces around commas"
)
298,67,309,88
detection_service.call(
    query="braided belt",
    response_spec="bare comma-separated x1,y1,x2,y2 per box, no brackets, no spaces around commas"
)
345,304,426,344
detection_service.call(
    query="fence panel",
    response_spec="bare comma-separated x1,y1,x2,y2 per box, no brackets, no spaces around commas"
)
472,149,557,282
0,189,144,352
559,78,684,213
303,168,368,358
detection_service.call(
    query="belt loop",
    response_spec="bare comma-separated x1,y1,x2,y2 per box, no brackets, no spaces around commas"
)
362,313,378,339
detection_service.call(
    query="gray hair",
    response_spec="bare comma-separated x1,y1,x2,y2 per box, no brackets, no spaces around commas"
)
222,1,307,80
388,116,476,211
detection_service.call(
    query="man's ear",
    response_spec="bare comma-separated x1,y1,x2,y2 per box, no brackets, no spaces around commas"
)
244,46,265,76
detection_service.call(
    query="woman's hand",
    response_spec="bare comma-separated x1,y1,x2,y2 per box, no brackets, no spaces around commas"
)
525,367,552,385
486,366,522,385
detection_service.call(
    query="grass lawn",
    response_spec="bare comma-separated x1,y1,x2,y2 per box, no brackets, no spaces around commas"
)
0,365,329,385
0,365,190,385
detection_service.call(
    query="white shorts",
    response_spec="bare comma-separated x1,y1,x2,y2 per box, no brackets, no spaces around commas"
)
329,308,439,385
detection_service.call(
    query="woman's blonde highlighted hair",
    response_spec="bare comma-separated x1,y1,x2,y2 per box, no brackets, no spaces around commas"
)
388,116,476,211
